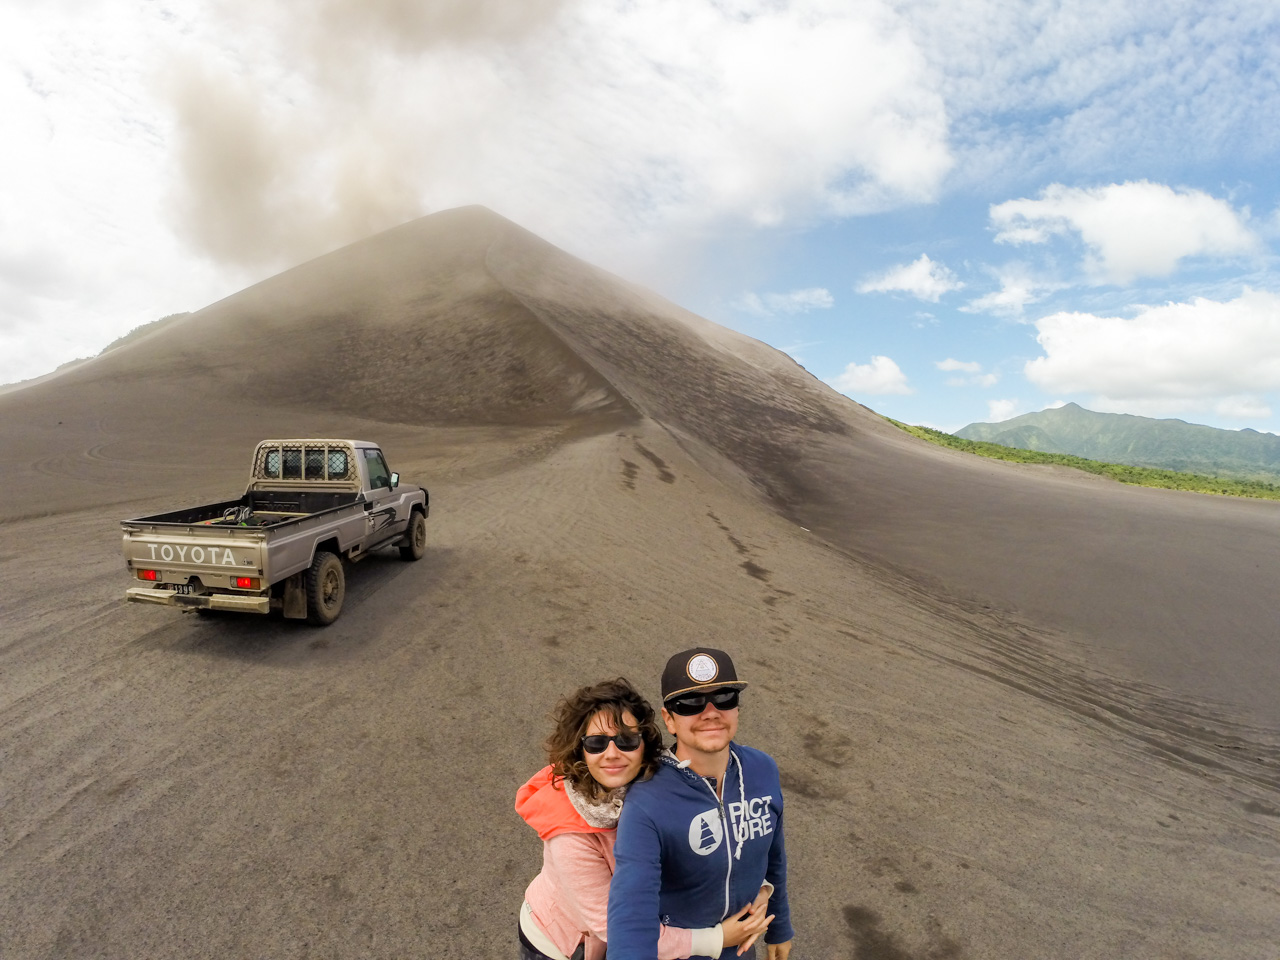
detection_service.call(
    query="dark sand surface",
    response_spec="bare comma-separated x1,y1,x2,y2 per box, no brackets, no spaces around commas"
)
1,207,1277,959
796,430,1280,729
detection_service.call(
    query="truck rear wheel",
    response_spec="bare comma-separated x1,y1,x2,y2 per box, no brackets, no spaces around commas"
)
306,551,345,625
399,511,427,561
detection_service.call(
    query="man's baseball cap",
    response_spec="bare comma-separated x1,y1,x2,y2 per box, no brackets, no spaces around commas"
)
661,647,749,702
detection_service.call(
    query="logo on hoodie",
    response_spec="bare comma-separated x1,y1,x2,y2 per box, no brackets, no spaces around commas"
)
688,809,724,855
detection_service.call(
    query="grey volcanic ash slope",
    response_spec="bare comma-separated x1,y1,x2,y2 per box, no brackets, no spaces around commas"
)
8,205,881,505
479,209,1280,731
5,204,1279,731
46,205,870,450
43,208,633,426
479,218,868,504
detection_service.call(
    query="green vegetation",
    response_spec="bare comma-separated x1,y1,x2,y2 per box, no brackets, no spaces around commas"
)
956,402,1280,483
888,418,1280,502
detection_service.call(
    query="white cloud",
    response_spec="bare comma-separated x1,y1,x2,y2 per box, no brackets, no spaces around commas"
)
776,288,835,313
162,0,953,270
900,2,1280,190
963,288,1028,317
735,287,834,317
735,293,767,317
937,358,998,388
990,181,1258,285
961,266,1062,317
0,5,238,385
858,254,963,302
987,398,1021,422
1212,396,1273,419
779,339,824,366
829,355,913,395
1025,287,1280,420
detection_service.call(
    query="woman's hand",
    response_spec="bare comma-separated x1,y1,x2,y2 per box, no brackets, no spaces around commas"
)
720,904,774,954
719,884,775,955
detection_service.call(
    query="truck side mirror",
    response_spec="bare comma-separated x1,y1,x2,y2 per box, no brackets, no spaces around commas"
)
390,472,399,488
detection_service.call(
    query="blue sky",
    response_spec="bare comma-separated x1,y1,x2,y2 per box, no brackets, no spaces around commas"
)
3,1,1279,434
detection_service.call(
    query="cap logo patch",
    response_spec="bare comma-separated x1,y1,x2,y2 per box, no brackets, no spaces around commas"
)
687,654,718,683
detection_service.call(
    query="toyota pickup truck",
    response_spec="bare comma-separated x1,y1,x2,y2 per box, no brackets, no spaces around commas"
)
121,439,428,625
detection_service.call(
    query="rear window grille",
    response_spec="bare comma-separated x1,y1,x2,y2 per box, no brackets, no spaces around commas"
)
255,443,355,481
305,449,325,479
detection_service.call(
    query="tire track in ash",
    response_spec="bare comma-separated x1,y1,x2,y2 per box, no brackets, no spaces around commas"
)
27,417,109,480
29,430,192,488
879,578,1280,801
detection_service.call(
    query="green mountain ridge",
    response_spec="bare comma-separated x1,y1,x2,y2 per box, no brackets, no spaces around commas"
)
956,403,1280,482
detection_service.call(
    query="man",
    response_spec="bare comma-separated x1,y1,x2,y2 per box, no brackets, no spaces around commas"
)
608,648,794,959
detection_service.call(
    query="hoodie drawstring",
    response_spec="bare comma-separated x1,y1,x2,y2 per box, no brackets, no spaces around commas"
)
732,749,745,861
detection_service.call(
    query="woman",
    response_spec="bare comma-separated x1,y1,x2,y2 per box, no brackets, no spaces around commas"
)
516,678,772,960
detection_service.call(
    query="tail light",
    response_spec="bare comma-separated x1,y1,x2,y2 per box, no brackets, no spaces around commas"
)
138,569,159,581
234,576,260,590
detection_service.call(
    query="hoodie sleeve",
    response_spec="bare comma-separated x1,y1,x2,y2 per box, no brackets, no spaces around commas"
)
762,778,794,945
544,833,707,959
607,798,665,959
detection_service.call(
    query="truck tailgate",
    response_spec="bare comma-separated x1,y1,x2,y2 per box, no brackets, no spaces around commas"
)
122,525,267,588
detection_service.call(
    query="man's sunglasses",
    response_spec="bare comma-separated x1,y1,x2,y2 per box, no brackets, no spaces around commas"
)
581,732,644,754
665,688,741,716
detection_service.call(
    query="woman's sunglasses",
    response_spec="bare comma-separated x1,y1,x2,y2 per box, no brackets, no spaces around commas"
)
665,688,741,716
581,732,644,754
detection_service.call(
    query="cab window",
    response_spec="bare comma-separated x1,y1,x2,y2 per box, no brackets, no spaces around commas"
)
363,449,391,489
327,450,350,479
305,448,326,480
281,447,303,479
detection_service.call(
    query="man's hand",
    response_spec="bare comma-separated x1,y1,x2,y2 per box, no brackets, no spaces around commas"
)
766,939,793,960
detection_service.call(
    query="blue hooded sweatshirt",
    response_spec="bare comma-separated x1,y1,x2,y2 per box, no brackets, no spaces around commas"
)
607,744,793,959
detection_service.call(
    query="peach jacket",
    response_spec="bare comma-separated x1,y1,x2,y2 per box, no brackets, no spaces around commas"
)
516,765,718,960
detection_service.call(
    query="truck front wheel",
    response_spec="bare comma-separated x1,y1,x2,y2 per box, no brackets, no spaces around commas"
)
399,511,427,561
306,551,345,625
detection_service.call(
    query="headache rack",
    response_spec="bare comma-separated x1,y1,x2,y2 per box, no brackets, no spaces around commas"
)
249,440,362,494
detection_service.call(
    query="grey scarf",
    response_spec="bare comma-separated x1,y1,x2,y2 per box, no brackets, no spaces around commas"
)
565,781,627,829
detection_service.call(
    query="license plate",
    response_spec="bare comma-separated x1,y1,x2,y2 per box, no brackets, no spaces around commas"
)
161,583,196,595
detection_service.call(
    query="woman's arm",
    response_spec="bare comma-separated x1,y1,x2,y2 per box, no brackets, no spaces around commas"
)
544,833,716,959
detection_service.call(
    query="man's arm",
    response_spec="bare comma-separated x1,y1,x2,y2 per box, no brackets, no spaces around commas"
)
762,788,794,947
607,800,665,960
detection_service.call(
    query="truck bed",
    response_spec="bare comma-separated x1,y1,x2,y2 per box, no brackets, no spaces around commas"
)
128,490,360,528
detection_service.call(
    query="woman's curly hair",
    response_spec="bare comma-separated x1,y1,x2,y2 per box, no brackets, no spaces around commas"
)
545,677,664,801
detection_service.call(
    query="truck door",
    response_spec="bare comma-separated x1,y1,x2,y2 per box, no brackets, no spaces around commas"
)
361,448,403,545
